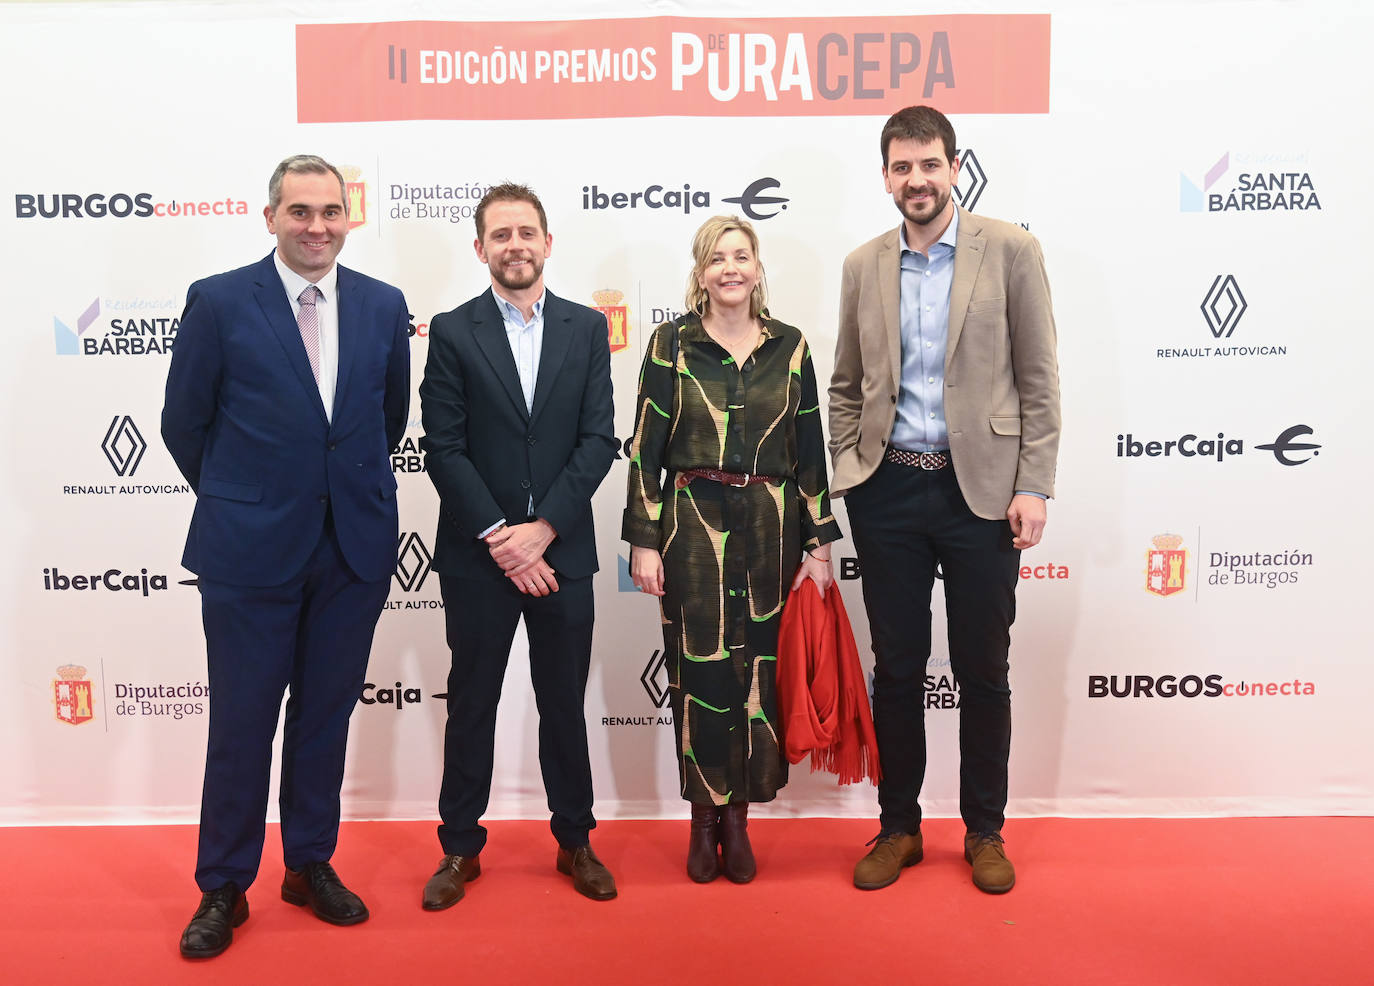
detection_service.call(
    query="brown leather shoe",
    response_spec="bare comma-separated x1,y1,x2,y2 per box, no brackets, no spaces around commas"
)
281,861,369,925
179,883,247,959
717,802,756,884
687,804,721,883
965,832,1015,894
555,844,617,900
853,830,924,890
422,854,481,911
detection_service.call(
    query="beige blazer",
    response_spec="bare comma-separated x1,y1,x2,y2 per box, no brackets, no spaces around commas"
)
828,207,1061,520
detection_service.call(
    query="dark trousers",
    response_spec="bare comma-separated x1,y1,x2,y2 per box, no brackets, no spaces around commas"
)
195,519,389,891
436,572,596,856
846,460,1020,834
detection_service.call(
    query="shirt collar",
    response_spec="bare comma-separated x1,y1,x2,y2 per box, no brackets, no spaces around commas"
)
899,206,960,256
492,288,546,326
273,250,338,305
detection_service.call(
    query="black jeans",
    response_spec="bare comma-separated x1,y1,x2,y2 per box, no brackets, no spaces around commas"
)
846,460,1020,834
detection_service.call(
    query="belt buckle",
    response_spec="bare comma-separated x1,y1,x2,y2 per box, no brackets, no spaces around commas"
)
726,472,750,487
919,452,942,470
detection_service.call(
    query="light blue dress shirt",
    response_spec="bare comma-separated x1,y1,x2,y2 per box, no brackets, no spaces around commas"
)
479,289,546,536
494,289,545,413
891,210,959,452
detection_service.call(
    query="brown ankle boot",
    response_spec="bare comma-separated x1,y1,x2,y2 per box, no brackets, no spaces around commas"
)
717,802,756,883
687,804,721,883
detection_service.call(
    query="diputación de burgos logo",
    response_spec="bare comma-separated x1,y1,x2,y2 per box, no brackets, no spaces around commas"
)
592,288,631,355
111,680,207,720
386,178,489,224
1179,151,1321,213
54,296,180,357
14,191,251,219
1144,532,1313,598
54,664,96,725
1087,674,1315,699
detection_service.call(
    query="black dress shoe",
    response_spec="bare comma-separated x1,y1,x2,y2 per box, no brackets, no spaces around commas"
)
422,854,481,911
179,883,248,959
555,845,617,900
281,861,369,925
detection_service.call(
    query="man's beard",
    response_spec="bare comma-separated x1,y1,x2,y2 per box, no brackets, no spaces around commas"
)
898,186,951,226
492,256,543,290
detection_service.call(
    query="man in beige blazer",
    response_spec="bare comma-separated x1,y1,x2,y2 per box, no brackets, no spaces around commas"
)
829,105,1060,895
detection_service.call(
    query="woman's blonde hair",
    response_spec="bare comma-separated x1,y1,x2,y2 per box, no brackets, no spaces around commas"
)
684,214,768,318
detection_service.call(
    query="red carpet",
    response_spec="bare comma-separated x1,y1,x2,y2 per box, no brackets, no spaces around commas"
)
2,817,1367,985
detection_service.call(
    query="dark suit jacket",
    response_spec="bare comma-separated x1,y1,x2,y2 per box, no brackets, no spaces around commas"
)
162,252,411,586
419,288,616,580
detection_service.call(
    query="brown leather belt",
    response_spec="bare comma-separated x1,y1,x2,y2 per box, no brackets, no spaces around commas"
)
674,467,780,490
884,447,951,470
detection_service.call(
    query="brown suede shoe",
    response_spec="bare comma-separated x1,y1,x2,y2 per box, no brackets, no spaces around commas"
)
964,832,1015,894
556,845,617,900
421,854,481,911
853,831,924,890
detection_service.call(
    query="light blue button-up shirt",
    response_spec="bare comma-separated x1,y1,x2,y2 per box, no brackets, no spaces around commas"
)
891,210,959,452
479,289,546,536
494,289,545,413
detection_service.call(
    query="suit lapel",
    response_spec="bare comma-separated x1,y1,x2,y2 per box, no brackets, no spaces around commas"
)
252,255,328,425
472,289,530,421
332,265,360,416
947,207,987,361
877,230,903,396
530,291,571,427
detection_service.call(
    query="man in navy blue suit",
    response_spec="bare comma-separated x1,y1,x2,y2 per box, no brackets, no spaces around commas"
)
162,155,410,958
417,184,618,910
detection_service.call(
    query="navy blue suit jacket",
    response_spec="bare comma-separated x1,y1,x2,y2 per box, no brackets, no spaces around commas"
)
162,253,410,587
419,288,616,580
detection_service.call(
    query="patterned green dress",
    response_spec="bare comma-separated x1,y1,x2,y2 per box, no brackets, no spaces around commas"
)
622,314,841,805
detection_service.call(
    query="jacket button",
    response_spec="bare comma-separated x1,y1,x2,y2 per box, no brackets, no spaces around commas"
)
890,395,896,403
328,442,337,451
318,494,329,504
527,435,536,446
520,480,531,489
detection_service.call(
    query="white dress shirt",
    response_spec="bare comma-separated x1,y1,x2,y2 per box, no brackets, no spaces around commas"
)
273,251,339,422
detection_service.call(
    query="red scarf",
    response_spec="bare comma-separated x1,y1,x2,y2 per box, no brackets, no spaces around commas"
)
776,580,882,786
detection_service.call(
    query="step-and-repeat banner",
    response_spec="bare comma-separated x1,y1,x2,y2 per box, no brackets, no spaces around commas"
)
2,0,1368,824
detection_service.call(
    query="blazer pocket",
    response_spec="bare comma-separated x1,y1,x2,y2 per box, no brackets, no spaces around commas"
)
989,416,1022,436
200,478,263,503
967,295,1007,314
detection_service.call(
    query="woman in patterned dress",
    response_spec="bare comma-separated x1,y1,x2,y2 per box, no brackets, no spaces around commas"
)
622,215,842,883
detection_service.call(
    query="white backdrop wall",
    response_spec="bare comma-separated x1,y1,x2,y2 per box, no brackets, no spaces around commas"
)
2,0,1369,825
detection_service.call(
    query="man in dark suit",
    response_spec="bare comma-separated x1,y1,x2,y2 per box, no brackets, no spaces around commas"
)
417,183,617,909
829,106,1061,895
162,155,410,957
